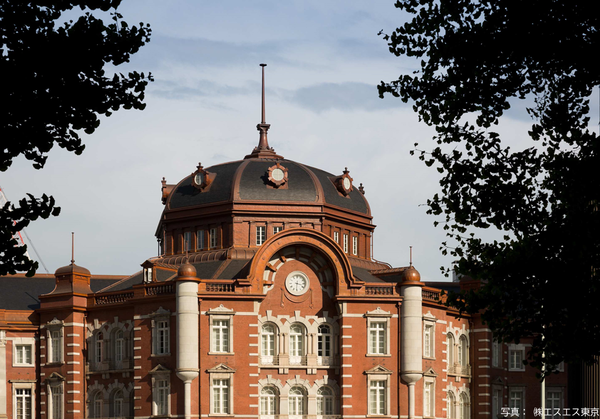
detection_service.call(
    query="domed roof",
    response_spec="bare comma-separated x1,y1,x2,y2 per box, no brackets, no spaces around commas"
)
166,158,370,215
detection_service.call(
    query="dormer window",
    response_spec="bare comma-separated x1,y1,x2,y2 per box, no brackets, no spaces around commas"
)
143,267,153,283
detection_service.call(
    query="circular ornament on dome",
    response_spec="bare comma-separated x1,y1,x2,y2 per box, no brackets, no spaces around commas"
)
267,162,288,187
192,162,212,191
285,271,310,295
337,167,353,196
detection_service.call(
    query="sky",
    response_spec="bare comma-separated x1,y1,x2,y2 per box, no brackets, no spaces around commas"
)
4,1,599,281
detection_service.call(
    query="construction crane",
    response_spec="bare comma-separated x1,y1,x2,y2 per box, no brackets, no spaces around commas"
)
0,185,50,274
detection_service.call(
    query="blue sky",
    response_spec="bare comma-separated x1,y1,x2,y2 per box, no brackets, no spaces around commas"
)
4,1,599,281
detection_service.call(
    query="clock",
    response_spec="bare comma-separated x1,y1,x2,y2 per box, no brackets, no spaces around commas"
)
336,167,353,196
192,162,212,191
194,173,204,185
343,177,351,190
285,271,310,296
272,167,285,181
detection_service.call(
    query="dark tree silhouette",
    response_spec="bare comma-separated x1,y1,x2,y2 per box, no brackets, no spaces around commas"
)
379,0,599,374
1,1,152,276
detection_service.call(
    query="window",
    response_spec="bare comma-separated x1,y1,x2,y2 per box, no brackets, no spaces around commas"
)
15,344,32,365
318,324,332,361
546,390,562,419
261,324,276,365
509,390,524,419
369,322,386,355
273,226,283,234
151,308,171,356
111,390,124,418
256,226,266,246
508,346,525,371
447,334,455,368
260,386,279,416
459,393,470,419
94,332,103,365
369,381,386,415
50,329,62,364
447,392,456,419
155,379,169,416
458,336,469,373
197,229,205,250
143,267,153,283
212,319,230,353
352,236,358,255
317,387,334,416
492,388,502,419
49,384,63,419
184,231,192,251
210,228,217,248
93,392,103,418
213,379,230,414
424,381,434,417
15,388,32,419
333,231,339,243
289,323,305,365
289,386,307,416
424,324,433,358
492,339,501,367
343,234,348,253
115,330,125,362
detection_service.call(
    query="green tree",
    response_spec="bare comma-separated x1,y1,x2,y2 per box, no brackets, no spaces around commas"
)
379,0,599,374
1,1,152,276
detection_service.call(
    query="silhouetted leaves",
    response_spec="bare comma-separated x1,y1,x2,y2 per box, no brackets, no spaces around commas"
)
0,1,152,275
380,0,599,375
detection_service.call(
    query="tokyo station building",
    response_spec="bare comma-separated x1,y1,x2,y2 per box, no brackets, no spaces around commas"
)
0,71,570,419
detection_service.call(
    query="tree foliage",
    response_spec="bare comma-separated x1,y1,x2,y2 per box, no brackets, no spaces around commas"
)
379,0,599,374
1,0,152,275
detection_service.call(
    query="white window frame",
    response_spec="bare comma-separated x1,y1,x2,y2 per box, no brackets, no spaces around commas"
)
13,338,35,367
545,388,563,419
207,365,235,416
256,226,266,246
261,323,278,365
333,231,339,243
13,381,36,419
508,388,525,419
273,226,283,235
208,305,235,355
151,308,171,356
423,315,436,359
46,319,64,365
492,386,503,419
343,234,349,253
48,382,64,419
492,338,501,367
212,318,231,353
366,309,392,356
508,344,525,371
458,392,470,419
94,331,104,367
289,323,306,365
288,386,308,416
152,376,170,416
317,386,335,416
317,324,332,358
184,231,192,251
423,379,435,418
114,329,125,362
352,236,358,255
458,335,469,372
368,379,388,416
260,386,279,416
210,227,218,248
111,389,124,418
447,391,456,419
92,391,103,418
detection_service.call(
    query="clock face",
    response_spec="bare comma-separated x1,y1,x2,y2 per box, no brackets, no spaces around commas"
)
194,173,203,185
272,168,285,181
285,271,310,296
343,177,351,190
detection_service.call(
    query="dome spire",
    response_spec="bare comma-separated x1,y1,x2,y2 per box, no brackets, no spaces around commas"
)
245,63,283,159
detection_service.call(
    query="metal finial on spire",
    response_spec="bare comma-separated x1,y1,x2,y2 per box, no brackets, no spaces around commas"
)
409,246,413,267
245,63,283,160
71,232,75,264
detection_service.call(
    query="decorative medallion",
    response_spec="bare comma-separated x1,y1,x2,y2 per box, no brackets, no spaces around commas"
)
285,271,310,296
191,162,212,191
267,162,289,188
336,167,353,196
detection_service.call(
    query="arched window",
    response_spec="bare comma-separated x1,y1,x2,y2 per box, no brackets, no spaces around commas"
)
459,393,470,419
261,324,276,365
317,386,335,416
93,391,103,418
95,332,103,367
115,330,125,362
318,325,332,359
447,334,455,367
289,386,307,416
111,389,124,418
289,324,305,365
447,392,456,419
459,336,469,367
260,386,279,416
